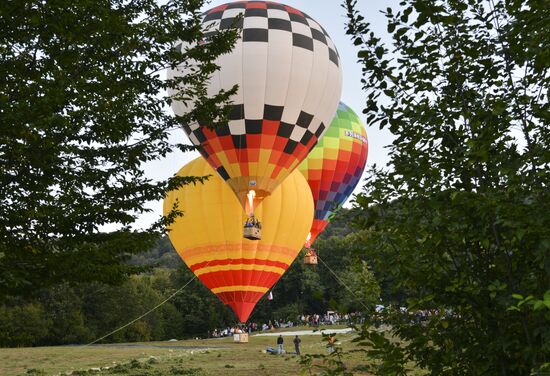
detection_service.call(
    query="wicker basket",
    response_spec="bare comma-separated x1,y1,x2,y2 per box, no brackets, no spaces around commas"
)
233,333,249,343
304,254,318,265
243,227,261,240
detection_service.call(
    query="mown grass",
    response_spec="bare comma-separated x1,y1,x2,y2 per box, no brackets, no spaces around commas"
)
0,326,424,375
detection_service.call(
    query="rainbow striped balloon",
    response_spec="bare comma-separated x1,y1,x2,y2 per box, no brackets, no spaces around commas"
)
298,102,368,244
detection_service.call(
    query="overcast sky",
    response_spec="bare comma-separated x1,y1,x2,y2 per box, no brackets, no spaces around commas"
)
136,0,400,229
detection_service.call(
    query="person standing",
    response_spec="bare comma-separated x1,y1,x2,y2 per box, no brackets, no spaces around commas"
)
277,334,284,354
293,335,301,355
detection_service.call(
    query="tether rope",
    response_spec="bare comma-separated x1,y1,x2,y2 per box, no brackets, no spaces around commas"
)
317,255,372,312
84,273,199,346
86,250,370,343
247,253,372,324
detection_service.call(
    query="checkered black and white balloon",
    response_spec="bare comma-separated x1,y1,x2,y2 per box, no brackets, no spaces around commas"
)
168,1,342,208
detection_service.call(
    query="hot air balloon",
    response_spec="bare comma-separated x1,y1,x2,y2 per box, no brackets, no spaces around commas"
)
164,157,313,322
168,1,342,217
298,102,368,249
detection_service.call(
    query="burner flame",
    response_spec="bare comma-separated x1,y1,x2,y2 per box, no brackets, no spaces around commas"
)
247,190,256,215
305,232,312,247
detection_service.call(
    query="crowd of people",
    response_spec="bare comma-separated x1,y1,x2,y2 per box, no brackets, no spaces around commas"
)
295,311,366,326
209,311,363,338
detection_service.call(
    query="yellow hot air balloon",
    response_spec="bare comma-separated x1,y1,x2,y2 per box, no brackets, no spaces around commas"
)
164,157,313,322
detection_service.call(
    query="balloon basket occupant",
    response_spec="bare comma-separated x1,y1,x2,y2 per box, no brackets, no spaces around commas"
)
303,233,318,265
243,190,261,240
303,248,318,265
243,214,262,240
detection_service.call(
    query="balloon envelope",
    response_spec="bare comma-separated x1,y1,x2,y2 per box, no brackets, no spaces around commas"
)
168,1,342,209
164,157,313,322
298,102,368,244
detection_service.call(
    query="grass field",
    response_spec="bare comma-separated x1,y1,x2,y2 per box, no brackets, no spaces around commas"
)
0,326,423,375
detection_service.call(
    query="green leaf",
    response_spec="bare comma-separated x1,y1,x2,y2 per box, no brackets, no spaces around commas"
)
492,101,506,115
395,28,408,38
456,2,468,11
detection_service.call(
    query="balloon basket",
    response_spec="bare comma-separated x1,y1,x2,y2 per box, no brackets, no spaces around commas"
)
304,248,318,265
304,255,318,264
233,333,249,343
243,215,261,240
243,226,261,240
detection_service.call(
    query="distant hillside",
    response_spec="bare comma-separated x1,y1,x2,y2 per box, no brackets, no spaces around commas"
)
129,236,182,268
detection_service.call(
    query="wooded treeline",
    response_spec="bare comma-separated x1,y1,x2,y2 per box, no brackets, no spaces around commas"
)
0,210,381,347
342,0,550,373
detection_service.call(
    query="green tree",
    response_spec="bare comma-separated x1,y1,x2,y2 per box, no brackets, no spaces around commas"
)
0,0,238,297
41,284,91,344
0,222,378,347
0,302,52,347
169,267,234,337
338,260,381,313
315,208,354,240
274,255,325,314
345,0,549,373
82,274,169,343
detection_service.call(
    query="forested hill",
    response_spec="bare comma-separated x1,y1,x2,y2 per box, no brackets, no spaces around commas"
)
0,208,378,348
129,236,182,269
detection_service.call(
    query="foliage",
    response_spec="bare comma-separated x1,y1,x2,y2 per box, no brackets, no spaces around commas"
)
337,259,381,312
351,319,409,375
345,0,550,373
0,268,234,346
312,229,381,314
0,302,51,347
0,224,374,347
508,290,550,313
0,0,238,297
316,209,354,240
129,237,182,268
299,334,353,376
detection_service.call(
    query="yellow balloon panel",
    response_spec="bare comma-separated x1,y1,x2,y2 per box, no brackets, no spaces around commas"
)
163,157,313,322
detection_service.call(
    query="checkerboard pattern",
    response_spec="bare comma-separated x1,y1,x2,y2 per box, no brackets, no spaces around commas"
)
169,1,342,203
298,102,369,243
203,1,339,67
182,104,324,182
